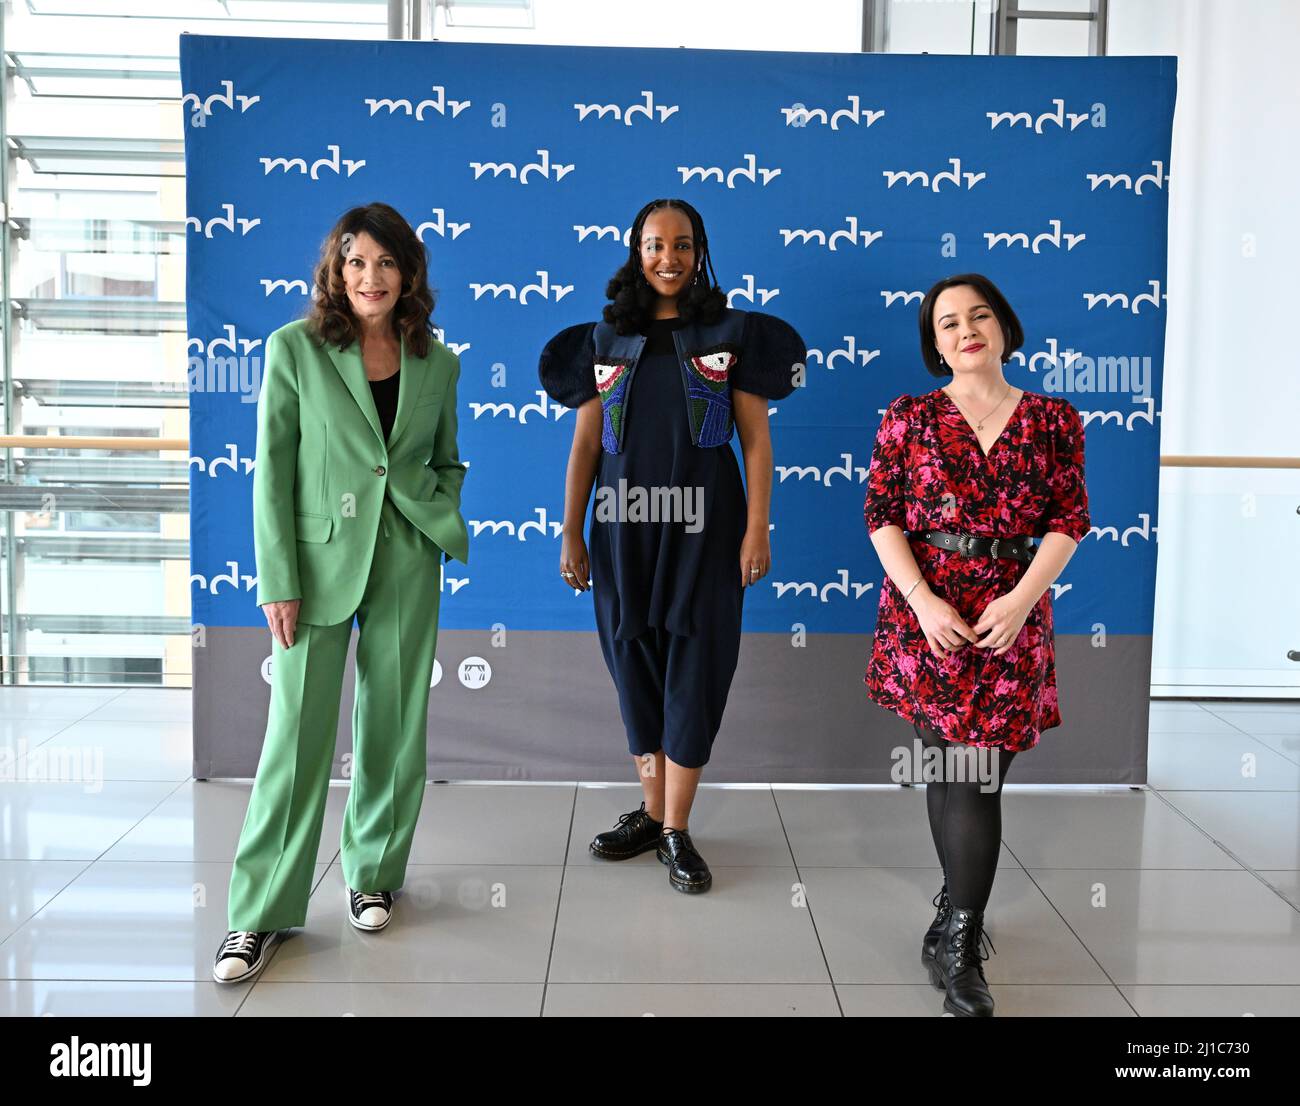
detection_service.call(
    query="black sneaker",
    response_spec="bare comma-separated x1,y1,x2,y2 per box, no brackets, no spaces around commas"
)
589,801,664,860
212,929,279,984
347,887,394,931
657,827,712,893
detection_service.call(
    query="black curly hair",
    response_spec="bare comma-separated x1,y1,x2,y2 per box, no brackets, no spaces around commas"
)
602,198,728,335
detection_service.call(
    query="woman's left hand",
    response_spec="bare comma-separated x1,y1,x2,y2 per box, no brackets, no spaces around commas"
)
740,527,771,588
970,592,1034,656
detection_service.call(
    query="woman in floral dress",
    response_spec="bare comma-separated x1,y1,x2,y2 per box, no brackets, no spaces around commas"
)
863,273,1090,1016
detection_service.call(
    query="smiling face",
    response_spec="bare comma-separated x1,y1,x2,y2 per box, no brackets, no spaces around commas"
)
932,284,1005,375
639,207,698,310
340,229,403,327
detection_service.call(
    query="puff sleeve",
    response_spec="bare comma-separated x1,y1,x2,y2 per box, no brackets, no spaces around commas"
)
538,322,598,408
863,394,913,536
731,310,805,401
1040,398,1091,543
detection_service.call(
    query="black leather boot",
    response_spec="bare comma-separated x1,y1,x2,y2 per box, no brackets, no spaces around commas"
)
921,881,952,966
657,827,712,893
927,906,996,1017
589,801,664,860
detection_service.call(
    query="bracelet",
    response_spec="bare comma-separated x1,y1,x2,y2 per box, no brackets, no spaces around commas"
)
902,576,923,601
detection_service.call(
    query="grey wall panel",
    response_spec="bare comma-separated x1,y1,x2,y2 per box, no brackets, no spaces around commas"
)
194,629,1147,784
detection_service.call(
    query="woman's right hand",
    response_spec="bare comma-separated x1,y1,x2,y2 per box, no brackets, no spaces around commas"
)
560,532,590,592
910,589,979,658
262,599,301,650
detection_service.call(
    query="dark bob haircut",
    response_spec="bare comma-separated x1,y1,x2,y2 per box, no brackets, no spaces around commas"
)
602,198,728,335
305,201,437,359
918,272,1023,378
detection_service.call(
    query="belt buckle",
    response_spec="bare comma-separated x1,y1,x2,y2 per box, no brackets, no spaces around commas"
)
957,533,973,557
990,538,1000,559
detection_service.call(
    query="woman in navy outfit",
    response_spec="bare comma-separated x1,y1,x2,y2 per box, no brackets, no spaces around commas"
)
538,198,805,893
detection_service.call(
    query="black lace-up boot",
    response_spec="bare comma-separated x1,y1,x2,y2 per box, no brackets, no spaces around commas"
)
927,906,996,1016
921,881,952,966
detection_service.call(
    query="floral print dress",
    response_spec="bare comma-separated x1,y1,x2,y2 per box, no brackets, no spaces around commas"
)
863,388,1090,750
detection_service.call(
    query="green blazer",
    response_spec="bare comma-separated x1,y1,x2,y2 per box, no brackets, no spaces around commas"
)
253,317,470,626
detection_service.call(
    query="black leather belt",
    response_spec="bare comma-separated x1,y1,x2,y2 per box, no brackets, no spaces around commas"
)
908,529,1037,564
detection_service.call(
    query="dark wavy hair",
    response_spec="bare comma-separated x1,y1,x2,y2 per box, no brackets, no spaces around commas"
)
602,198,728,335
304,202,437,359
918,272,1024,378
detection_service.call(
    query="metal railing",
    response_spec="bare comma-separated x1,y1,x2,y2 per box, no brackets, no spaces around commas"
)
1,433,1294,468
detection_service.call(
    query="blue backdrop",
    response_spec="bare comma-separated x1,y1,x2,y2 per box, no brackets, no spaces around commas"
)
181,35,1176,643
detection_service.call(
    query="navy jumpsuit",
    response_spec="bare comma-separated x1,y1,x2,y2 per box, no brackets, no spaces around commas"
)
539,309,807,769
590,316,748,768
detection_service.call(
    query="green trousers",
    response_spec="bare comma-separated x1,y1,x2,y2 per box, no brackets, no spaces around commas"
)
227,496,442,931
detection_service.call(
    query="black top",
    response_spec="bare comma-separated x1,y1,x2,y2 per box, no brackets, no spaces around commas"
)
588,316,746,641
369,368,400,443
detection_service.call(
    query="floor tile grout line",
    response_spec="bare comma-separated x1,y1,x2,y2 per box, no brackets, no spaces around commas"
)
0,687,135,752
539,781,579,1016
40,771,1300,791
0,854,330,1007
20,857,1279,873
238,859,346,1016
19,977,1296,988
0,857,97,958
0,778,191,958
4,777,203,786
1189,711,1300,769
1144,787,1300,793
999,839,1141,1016
252,980,1246,988
89,779,191,866
28,860,1283,871
1236,737,1300,770
1146,788,1300,914
1148,712,1300,762
8,863,1299,995
11,711,103,755
768,785,844,1016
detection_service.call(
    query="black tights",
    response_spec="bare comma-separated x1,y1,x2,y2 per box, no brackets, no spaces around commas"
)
914,722,1017,914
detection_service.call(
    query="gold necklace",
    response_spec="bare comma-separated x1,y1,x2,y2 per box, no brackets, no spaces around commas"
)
944,383,1013,431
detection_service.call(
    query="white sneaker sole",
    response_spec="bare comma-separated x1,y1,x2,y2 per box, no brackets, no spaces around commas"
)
348,909,387,935
212,931,279,984
347,893,392,931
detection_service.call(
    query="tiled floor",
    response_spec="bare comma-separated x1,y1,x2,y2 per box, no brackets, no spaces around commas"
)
1,689,1298,1016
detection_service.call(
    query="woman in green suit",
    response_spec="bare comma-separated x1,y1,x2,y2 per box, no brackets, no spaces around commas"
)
214,202,469,983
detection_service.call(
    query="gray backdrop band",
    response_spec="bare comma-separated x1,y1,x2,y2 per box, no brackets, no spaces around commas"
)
193,629,1149,784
